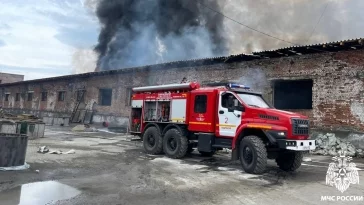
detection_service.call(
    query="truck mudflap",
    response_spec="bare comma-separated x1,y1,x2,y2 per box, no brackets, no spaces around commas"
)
277,139,316,151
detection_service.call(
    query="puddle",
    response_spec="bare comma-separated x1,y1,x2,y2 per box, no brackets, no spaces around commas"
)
0,181,81,205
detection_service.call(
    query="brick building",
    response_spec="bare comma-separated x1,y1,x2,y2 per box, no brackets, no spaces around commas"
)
0,72,24,84
0,38,364,133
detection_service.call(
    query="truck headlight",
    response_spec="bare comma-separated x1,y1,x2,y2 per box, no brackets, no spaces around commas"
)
266,130,286,139
277,132,285,136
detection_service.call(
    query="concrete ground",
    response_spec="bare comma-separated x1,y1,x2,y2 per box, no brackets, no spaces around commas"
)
1,126,364,205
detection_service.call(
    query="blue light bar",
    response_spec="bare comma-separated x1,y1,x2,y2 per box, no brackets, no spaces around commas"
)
228,83,250,89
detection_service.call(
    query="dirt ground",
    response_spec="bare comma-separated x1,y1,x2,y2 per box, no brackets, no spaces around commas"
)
1,126,364,205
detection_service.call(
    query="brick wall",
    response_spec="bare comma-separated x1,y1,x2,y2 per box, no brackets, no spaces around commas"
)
1,50,364,131
0,72,24,84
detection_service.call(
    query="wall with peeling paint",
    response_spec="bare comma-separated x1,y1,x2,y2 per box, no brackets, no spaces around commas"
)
1,50,364,133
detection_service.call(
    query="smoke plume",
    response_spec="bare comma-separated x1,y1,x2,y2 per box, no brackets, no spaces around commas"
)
72,49,98,74
93,0,227,71
221,0,363,54
90,0,364,71
236,68,268,93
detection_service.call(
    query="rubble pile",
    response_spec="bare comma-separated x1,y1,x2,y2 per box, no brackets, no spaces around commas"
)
313,133,364,157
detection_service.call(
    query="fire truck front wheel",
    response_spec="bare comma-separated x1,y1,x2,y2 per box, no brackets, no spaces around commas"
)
163,128,188,159
276,151,303,172
239,136,268,174
143,126,163,155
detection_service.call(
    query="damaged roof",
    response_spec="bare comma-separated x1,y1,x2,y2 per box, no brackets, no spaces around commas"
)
253,38,364,58
1,38,363,86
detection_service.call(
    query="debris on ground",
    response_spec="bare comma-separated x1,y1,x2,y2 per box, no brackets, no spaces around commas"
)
312,133,363,157
48,149,76,155
72,124,98,132
72,125,86,132
37,146,75,155
38,146,49,153
64,149,76,154
49,150,63,154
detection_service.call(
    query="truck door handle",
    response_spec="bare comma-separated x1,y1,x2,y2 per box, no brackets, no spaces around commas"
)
219,110,224,114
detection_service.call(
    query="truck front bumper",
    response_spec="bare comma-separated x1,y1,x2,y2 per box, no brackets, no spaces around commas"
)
277,139,316,151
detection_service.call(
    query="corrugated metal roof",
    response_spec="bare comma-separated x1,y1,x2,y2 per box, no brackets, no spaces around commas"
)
1,37,363,86
253,38,364,57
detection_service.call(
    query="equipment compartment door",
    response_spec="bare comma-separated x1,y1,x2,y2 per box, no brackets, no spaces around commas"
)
217,91,242,137
188,92,215,132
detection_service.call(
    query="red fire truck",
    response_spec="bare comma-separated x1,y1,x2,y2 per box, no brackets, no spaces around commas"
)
129,82,316,174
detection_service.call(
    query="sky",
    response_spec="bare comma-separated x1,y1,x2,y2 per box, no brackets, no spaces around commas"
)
1,0,364,80
0,0,99,80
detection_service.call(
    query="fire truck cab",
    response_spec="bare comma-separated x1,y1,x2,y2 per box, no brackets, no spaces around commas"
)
130,82,316,174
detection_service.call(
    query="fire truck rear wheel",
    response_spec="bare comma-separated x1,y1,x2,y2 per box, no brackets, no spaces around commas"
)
276,151,303,172
142,126,163,155
163,128,188,159
239,135,267,174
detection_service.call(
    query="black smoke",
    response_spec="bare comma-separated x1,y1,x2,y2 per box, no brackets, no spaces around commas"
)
94,0,227,71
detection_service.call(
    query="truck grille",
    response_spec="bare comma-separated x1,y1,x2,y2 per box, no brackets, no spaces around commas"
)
291,119,309,135
259,114,279,120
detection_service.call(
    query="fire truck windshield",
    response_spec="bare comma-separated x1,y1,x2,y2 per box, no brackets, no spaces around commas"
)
237,93,270,108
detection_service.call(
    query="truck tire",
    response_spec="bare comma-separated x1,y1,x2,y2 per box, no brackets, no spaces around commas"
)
239,135,267,174
276,151,303,172
163,128,188,159
142,126,163,155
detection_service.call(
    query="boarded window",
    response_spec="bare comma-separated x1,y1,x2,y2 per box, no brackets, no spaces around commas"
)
76,90,85,102
273,79,313,109
5,94,9,101
194,95,207,113
41,92,47,101
15,93,20,101
99,88,112,106
27,92,33,101
58,91,66,101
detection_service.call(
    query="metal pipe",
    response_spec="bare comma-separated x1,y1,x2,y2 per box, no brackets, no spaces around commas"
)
133,82,200,92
